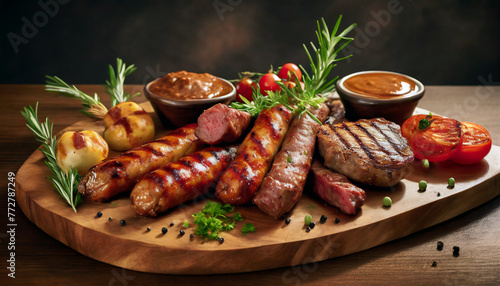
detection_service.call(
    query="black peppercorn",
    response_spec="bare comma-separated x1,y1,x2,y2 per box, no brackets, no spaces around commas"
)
180,229,185,236
161,227,168,234
170,222,175,227
108,217,112,222
218,237,224,244
146,227,151,232
96,211,103,218
306,226,311,233
285,218,291,225
309,222,315,229
335,218,340,224
431,261,437,267
120,220,126,226
190,234,194,239
437,241,444,251
320,215,327,223
453,246,460,257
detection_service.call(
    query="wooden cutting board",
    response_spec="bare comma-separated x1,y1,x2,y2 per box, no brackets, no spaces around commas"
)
15,105,500,274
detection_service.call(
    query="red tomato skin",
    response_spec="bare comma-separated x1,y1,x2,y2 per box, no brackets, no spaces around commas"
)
235,78,257,103
402,115,463,162
277,63,302,82
259,73,281,95
450,122,492,165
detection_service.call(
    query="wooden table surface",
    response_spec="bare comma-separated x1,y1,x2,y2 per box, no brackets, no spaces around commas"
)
1,85,499,285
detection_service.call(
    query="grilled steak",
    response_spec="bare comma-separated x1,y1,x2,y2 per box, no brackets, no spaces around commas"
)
310,159,365,215
317,118,413,187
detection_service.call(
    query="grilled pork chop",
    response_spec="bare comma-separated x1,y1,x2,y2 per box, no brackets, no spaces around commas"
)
317,118,413,187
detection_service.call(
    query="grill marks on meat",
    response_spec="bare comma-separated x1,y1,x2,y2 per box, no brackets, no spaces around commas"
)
78,123,204,202
318,118,413,187
131,146,237,216
310,159,365,215
253,103,329,218
216,104,293,205
195,103,252,145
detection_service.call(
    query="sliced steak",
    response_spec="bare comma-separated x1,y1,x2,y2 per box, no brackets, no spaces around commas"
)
310,159,365,215
317,118,413,187
195,103,252,145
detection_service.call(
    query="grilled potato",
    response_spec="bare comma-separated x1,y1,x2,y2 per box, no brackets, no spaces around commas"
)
103,102,155,151
56,130,109,174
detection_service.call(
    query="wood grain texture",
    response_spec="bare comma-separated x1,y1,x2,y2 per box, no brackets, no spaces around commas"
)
2,85,499,285
14,102,500,274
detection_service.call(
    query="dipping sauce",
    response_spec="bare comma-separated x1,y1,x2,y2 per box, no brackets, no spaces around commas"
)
344,72,417,98
149,71,232,100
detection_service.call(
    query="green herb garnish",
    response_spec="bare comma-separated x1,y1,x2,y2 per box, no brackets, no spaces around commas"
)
183,221,189,228
45,75,108,118
21,103,82,212
418,118,430,130
242,223,256,235
105,58,140,107
231,16,355,123
192,201,243,240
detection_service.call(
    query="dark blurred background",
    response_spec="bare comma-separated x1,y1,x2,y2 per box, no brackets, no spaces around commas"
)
1,0,499,86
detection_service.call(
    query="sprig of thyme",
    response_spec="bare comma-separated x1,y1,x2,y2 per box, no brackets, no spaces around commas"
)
231,16,356,122
45,75,108,118
21,103,82,212
105,58,140,107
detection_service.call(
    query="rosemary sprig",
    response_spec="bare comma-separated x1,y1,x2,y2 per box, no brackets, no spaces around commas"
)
231,16,355,122
21,103,82,212
105,58,140,107
45,75,108,118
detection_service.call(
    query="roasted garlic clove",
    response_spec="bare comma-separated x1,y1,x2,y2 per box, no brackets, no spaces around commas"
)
103,102,155,151
56,130,109,174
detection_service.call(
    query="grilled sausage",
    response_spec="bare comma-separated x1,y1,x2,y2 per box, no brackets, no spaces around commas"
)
253,103,329,218
131,146,237,216
215,104,293,205
78,123,204,201
195,103,252,145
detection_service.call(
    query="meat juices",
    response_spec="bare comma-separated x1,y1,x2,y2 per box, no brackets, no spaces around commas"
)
253,103,329,218
310,159,365,215
195,103,252,145
131,146,237,216
216,104,293,205
78,123,204,202
317,118,414,187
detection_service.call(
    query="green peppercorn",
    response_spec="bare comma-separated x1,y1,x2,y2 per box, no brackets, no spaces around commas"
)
383,196,392,207
448,177,455,188
304,214,312,226
419,180,427,191
422,159,430,168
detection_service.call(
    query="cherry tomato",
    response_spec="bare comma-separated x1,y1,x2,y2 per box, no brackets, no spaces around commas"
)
450,122,492,164
259,73,281,95
235,77,257,102
402,114,463,162
277,63,302,82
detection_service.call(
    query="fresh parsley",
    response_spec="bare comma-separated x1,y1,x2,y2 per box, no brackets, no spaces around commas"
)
242,223,256,235
192,201,243,240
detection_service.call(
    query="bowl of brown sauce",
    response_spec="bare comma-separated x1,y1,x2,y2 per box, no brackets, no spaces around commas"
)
336,71,425,125
145,71,236,128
